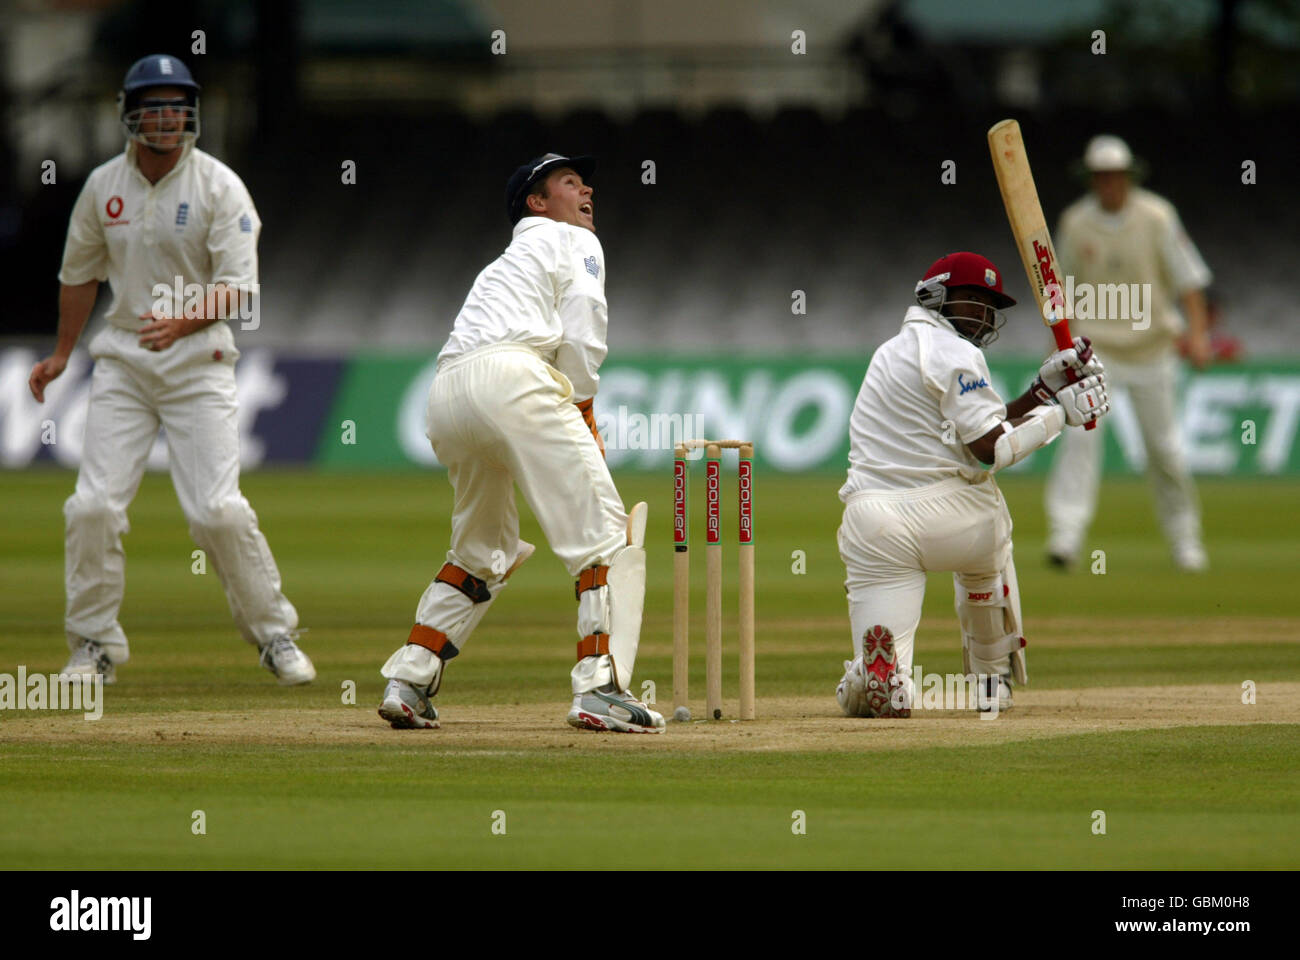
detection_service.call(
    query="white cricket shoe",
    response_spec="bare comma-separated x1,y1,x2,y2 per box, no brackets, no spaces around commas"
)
977,674,1014,713
259,633,316,685
378,678,439,729
1173,543,1208,573
60,638,116,685
567,684,665,734
854,624,911,718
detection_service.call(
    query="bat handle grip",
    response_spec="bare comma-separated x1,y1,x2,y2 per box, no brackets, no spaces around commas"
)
1050,320,1098,431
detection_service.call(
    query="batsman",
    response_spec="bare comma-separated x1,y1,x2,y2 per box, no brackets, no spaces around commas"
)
835,253,1110,716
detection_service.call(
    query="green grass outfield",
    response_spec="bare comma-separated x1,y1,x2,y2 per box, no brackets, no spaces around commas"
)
1,469,1297,869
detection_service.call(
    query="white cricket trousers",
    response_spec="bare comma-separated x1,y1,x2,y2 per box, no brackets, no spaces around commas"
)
838,477,1013,682
1045,351,1202,558
64,325,298,661
428,343,627,580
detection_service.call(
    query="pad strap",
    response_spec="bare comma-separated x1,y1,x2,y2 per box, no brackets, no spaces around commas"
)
436,563,491,603
407,624,461,660
577,632,611,660
969,632,1025,660
574,564,609,599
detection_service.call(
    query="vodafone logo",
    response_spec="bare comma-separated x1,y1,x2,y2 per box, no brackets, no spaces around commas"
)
106,196,124,219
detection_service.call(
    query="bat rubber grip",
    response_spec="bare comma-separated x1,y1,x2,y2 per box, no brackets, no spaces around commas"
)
1050,320,1097,430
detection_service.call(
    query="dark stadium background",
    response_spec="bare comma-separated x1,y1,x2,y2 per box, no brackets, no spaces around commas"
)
4,0,1297,357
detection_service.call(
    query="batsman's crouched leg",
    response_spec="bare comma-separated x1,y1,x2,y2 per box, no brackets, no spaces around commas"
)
955,554,1028,694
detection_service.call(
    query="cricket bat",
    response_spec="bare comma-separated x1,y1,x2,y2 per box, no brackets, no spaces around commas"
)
987,118,1096,429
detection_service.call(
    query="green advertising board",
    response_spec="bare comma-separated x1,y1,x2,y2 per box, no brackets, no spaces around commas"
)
317,353,1300,475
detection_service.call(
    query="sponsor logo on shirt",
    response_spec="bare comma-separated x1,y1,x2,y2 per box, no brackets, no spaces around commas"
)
958,373,989,395
584,255,599,278
104,195,130,227
239,214,252,233
175,202,189,228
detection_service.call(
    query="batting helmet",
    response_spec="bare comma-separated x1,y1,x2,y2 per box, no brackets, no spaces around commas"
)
915,252,1015,347
118,54,201,149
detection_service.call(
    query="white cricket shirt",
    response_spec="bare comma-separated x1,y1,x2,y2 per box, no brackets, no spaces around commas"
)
437,216,608,401
1056,187,1212,362
839,306,1007,497
58,142,261,330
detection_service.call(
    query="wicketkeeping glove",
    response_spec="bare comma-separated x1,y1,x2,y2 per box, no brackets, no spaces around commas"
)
575,397,605,458
1030,336,1104,404
1056,372,1110,427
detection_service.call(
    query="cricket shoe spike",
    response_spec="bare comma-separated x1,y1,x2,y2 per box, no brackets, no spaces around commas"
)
861,625,911,718
60,638,116,685
378,678,440,729
259,632,316,685
567,683,665,734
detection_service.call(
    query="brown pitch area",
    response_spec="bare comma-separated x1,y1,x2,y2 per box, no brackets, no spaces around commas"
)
2,682,1293,753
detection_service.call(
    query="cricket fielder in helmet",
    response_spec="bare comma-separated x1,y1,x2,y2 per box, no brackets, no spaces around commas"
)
835,252,1109,716
376,153,662,733
28,54,314,686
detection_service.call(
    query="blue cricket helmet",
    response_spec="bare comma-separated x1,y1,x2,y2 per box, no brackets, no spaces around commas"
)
118,54,201,148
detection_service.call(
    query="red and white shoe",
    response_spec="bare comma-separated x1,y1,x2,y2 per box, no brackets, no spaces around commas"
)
857,625,911,718
378,678,440,729
567,685,665,734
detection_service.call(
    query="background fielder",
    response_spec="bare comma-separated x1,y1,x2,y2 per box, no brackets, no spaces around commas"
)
1045,135,1213,572
27,54,314,686
836,252,1109,717
377,153,663,734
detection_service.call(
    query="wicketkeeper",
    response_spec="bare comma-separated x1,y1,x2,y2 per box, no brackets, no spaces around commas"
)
376,154,662,733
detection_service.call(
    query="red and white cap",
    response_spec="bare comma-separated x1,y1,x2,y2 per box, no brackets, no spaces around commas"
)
917,252,1016,309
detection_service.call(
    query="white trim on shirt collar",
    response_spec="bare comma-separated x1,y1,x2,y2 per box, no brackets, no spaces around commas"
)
125,139,196,184
512,215,555,237
903,304,957,334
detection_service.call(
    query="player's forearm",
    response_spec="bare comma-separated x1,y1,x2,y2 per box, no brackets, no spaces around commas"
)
1004,391,1040,421
165,283,233,337
53,281,100,357
1182,289,1209,340
176,315,222,337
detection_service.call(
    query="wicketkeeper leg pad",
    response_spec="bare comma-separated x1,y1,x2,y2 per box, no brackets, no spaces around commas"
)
382,541,535,690
571,502,647,694
954,557,1028,685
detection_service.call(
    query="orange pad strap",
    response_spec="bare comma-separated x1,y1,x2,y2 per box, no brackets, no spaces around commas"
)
574,564,609,600
408,624,460,660
436,563,490,603
576,632,611,661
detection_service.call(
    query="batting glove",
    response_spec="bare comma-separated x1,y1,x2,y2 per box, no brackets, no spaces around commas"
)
1030,336,1104,403
1057,372,1110,427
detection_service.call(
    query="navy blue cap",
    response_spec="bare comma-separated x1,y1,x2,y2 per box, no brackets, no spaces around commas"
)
506,153,596,225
